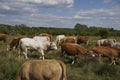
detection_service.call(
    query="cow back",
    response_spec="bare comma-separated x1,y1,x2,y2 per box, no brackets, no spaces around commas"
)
64,37,76,43
39,33,52,41
16,59,67,80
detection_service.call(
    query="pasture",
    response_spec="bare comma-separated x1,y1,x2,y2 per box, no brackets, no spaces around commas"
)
0,35,120,80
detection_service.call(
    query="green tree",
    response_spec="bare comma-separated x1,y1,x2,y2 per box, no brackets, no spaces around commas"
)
98,29,109,39
74,23,88,31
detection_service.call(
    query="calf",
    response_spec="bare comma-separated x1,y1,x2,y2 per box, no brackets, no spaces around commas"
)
61,43,95,64
92,46,120,65
16,59,67,80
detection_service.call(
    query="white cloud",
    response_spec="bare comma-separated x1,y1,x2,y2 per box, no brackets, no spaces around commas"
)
0,0,120,30
17,0,74,8
74,8,120,19
1,5,11,10
0,14,5,17
103,0,112,3
73,7,120,29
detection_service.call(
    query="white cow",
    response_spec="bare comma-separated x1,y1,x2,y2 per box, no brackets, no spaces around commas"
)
55,35,66,45
96,39,116,47
96,39,107,46
18,38,57,59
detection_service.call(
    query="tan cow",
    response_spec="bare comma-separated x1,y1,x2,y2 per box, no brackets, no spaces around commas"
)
16,59,67,80
92,46,120,65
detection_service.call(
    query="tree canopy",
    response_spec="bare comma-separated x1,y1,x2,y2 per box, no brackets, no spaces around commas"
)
0,23,119,37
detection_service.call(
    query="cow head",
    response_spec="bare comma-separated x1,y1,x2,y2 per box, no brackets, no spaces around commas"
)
86,51,95,57
49,42,58,50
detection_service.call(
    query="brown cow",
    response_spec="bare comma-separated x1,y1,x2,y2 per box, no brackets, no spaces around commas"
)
7,37,22,50
64,37,76,43
92,46,120,65
61,43,95,64
63,36,89,46
77,36,89,46
0,33,7,43
39,33,52,41
16,59,67,80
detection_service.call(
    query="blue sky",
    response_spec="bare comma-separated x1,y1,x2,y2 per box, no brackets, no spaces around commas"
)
0,0,120,30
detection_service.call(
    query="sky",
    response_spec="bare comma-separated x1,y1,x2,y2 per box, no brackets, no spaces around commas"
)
0,0,120,30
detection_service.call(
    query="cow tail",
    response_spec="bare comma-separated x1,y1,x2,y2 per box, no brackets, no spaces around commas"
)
18,40,23,57
58,60,67,80
16,69,21,80
16,74,21,80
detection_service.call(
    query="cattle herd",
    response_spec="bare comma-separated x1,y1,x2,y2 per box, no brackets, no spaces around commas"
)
0,33,120,80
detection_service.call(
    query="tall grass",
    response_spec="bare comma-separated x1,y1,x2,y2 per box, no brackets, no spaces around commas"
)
0,36,120,80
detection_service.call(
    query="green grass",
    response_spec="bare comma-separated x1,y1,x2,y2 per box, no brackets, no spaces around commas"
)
0,36,120,80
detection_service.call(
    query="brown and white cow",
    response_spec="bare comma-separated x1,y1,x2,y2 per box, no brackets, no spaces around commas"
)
7,37,22,50
16,59,67,80
92,46,120,65
61,43,95,64
0,33,7,43
96,39,116,47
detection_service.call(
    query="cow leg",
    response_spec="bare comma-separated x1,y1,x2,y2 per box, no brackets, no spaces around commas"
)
72,55,79,64
110,57,116,65
98,54,102,64
38,49,45,60
61,51,65,58
71,60,75,64
6,45,10,51
22,48,28,59
23,51,28,59
86,40,89,46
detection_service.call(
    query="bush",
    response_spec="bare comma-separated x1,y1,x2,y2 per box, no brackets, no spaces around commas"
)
98,29,109,39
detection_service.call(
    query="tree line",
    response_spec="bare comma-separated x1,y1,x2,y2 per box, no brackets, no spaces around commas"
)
0,23,120,38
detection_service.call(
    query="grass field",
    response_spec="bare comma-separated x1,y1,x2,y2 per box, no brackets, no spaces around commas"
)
0,35,120,80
